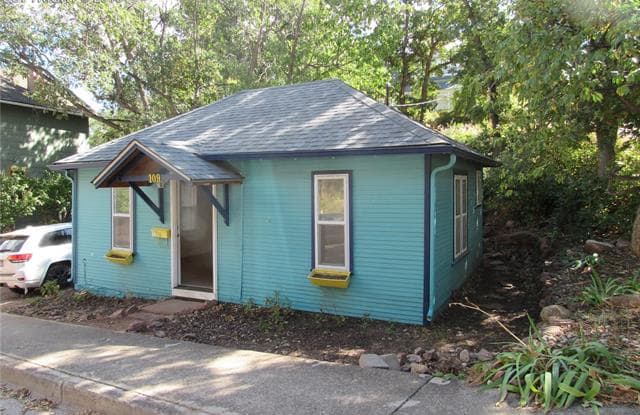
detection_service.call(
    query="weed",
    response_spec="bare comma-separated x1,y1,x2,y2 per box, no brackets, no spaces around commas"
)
360,313,372,329
243,298,257,314
261,291,293,331
40,280,60,297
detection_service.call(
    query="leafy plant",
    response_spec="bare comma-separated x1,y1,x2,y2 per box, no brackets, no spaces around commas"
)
477,319,640,413
262,291,293,331
578,254,640,306
40,280,60,297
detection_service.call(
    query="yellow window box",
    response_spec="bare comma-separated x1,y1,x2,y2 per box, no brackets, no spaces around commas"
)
151,227,171,239
105,249,134,265
308,269,351,288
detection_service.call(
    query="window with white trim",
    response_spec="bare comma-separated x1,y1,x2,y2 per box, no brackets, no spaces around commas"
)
314,173,350,270
112,188,133,250
476,169,483,206
454,174,468,259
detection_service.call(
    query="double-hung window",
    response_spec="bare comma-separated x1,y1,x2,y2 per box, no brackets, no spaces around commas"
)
112,188,133,250
313,173,350,271
454,174,468,259
476,169,483,206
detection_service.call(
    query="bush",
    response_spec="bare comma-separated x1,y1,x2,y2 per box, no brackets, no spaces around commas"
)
0,166,71,231
40,280,60,297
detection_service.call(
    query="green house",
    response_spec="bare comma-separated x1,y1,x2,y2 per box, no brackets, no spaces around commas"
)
51,80,497,324
1,77,89,175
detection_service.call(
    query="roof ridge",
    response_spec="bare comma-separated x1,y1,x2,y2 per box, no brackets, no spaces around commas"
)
333,81,450,145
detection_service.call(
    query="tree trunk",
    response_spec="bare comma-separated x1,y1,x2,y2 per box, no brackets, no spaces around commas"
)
487,81,499,130
418,44,436,123
632,206,640,257
595,121,618,179
397,2,411,112
286,0,307,83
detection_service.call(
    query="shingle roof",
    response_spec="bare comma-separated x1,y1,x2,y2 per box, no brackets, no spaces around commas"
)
53,79,497,167
0,77,84,116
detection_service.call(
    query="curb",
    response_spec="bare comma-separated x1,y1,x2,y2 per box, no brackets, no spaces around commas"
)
0,353,223,415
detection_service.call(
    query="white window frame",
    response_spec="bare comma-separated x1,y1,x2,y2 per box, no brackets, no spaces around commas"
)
454,174,468,259
476,169,483,206
314,173,350,271
111,187,134,251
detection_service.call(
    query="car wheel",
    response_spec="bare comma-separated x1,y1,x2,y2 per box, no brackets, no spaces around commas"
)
8,287,25,295
44,262,72,288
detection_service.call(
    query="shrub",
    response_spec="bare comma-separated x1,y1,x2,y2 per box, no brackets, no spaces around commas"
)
40,280,60,297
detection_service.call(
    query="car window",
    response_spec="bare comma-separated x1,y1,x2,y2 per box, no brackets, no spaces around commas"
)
40,229,72,247
0,236,28,252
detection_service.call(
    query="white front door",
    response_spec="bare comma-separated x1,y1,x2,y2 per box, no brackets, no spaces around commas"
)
171,181,217,300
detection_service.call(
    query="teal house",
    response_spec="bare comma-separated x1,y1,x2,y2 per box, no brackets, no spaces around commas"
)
51,80,497,325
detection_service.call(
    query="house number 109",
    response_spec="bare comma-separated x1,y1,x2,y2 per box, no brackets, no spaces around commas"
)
148,173,161,184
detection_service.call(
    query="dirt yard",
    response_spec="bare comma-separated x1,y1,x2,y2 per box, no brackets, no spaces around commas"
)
4,229,638,376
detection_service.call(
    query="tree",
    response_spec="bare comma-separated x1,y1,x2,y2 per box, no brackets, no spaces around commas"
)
505,0,640,179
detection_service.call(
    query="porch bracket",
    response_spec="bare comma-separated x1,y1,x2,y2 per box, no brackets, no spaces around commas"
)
129,182,165,224
199,184,230,226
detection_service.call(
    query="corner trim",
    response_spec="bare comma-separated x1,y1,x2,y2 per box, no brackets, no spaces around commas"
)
423,155,431,325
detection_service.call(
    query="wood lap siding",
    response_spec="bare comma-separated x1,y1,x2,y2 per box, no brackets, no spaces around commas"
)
216,154,425,324
75,168,171,298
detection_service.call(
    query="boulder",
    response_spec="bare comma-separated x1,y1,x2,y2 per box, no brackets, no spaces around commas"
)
607,294,640,309
396,352,408,365
126,321,148,332
583,239,614,254
459,349,470,363
475,348,493,362
406,354,423,363
423,349,436,362
633,208,640,257
379,354,402,371
413,347,425,356
540,304,571,323
358,354,389,370
410,363,429,374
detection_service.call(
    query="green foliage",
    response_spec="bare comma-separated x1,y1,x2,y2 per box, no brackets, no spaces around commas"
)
40,280,60,297
478,320,640,413
261,291,293,331
0,166,71,232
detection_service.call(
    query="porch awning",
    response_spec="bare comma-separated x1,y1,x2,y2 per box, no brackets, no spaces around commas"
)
92,139,243,188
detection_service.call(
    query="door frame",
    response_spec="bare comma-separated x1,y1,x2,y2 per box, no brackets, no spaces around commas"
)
170,180,217,301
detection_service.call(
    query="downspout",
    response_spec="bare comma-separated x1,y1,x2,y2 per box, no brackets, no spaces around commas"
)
63,169,78,285
427,154,456,320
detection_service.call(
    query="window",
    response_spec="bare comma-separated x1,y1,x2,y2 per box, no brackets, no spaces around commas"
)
112,188,133,250
476,169,483,206
40,228,72,247
314,173,350,271
454,174,468,259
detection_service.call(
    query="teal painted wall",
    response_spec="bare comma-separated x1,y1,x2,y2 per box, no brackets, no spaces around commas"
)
74,168,171,298
217,155,425,324
72,152,485,324
0,103,88,175
430,155,484,315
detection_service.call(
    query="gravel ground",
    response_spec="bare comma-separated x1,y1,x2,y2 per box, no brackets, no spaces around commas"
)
0,383,101,415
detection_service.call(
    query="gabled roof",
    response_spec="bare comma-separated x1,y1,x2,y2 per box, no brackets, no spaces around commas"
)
0,77,85,116
52,79,498,168
92,139,242,187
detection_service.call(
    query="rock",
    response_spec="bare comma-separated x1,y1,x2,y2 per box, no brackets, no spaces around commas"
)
154,330,166,338
125,304,139,315
540,304,571,323
108,308,126,319
423,349,436,362
475,348,493,362
181,333,197,341
459,349,470,363
413,347,425,356
615,239,630,249
86,313,96,320
358,354,389,369
410,363,429,374
607,294,640,309
126,321,148,332
632,207,640,257
379,354,402,371
429,377,451,386
541,325,565,338
406,354,423,363
397,352,408,365
584,239,614,254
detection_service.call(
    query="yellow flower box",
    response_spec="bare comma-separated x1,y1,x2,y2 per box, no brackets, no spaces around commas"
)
307,269,351,288
151,227,171,239
105,249,134,265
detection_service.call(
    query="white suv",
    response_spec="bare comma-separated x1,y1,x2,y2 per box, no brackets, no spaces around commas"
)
0,223,72,294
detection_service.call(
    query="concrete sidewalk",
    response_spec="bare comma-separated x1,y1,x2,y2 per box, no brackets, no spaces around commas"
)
0,314,633,415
